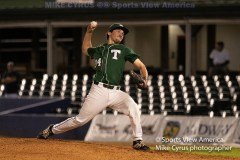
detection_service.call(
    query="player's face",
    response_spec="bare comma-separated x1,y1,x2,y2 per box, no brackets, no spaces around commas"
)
7,64,14,72
108,29,124,44
216,44,223,51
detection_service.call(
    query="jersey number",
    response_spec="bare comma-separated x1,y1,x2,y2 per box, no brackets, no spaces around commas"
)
95,58,101,67
111,49,121,60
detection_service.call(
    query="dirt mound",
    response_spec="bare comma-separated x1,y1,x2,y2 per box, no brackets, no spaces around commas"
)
0,137,235,160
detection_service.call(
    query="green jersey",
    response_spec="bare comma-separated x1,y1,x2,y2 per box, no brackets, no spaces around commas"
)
87,43,139,85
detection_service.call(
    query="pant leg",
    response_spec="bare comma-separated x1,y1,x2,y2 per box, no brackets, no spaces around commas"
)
52,84,108,134
109,90,142,141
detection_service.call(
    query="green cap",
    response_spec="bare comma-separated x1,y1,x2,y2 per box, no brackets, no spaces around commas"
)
108,23,129,35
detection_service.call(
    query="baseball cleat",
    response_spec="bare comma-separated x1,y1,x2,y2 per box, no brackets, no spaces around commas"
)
132,140,150,151
37,124,54,139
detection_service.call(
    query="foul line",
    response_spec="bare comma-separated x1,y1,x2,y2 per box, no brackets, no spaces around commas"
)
0,98,63,116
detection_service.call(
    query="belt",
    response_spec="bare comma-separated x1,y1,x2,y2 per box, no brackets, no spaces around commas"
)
94,81,121,90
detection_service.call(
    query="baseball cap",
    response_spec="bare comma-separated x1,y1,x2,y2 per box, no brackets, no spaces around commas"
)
108,23,129,35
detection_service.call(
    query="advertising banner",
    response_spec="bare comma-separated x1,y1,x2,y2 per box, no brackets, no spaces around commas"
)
85,114,163,143
85,115,239,145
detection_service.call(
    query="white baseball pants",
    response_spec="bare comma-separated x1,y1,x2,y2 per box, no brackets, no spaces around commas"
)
52,83,143,141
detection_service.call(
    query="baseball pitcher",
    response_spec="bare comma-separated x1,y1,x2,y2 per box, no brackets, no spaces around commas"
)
37,21,149,151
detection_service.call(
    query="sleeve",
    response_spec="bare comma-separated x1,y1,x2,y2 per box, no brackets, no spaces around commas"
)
124,47,139,63
224,50,230,61
209,50,214,59
87,47,97,59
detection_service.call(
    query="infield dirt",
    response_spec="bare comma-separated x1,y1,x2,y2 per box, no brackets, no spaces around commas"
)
0,137,237,160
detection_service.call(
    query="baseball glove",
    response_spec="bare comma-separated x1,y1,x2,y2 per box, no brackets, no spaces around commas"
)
129,70,147,89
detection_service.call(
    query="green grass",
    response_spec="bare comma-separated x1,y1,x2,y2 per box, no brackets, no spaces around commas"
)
188,147,240,158
151,145,240,158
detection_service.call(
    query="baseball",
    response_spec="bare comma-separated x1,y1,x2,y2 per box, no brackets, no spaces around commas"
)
90,21,97,28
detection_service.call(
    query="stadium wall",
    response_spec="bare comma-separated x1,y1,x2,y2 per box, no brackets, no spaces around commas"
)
0,114,91,140
168,25,185,71
85,115,240,146
196,26,208,71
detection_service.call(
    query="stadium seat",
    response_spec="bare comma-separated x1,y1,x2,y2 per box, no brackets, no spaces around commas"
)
1,73,239,117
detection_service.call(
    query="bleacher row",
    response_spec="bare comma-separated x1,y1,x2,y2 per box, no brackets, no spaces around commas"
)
1,74,240,117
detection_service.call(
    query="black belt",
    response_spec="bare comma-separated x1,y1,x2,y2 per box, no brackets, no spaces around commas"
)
94,81,121,90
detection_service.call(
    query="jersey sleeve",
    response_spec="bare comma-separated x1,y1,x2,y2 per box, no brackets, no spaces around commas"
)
224,50,230,61
124,47,139,63
87,47,97,59
209,50,216,59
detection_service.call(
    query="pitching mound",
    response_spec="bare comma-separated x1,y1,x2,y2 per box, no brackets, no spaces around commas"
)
0,137,236,160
